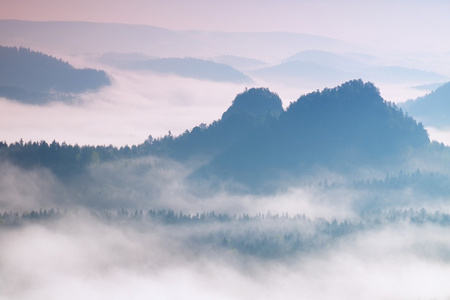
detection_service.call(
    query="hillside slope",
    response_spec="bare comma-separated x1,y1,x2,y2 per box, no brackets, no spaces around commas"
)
401,82,450,127
0,46,110,104
182,80,430,188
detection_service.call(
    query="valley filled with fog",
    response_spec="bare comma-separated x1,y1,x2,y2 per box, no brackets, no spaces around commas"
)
2,20,450,300
2,208,450,299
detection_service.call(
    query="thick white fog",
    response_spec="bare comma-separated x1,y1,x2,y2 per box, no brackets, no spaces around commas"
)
0,70,247,146
2,212,450,300
425,126,450,146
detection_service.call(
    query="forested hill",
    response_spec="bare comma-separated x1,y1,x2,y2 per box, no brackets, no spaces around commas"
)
401,81,450,128
189,80,430,188
0,46,110,104
144,87,285,160
0,80,441,190
280,80,428,161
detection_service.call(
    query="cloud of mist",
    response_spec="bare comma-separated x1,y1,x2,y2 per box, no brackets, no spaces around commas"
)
0,67,249,147
0,162,71,212
2,151,449,220
2,146,450,299
1,212,450,300
426,126,450,146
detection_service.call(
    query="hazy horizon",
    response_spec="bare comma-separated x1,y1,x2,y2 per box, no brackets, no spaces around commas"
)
2,0,450,146
2,0,450,54
2,2,450,299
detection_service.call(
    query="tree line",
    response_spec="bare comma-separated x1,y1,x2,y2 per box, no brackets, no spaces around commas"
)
2,208,450,259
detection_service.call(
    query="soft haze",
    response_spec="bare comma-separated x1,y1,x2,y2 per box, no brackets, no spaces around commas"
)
2,0,450,295
2,0,450,52
2,1,450,145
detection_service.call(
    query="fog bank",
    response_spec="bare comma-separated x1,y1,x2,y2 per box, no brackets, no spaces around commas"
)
1,214,450,300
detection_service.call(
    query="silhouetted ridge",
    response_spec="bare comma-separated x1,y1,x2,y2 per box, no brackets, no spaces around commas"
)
146,87,282,160
0,80,435,192
278,79,428,161
194,80,430,189
112,57,252,83
401,81,450,127
0,46,110,103
221,88,283,120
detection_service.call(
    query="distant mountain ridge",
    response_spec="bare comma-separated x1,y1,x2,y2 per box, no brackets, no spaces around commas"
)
401,81,450,128
252,50,447,85
0,20,355,60
211,55,267,71
100,56,252,83
0,46,110,104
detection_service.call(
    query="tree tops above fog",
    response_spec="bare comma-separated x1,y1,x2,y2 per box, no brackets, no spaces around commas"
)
221,87,283,120
0,80,442,189
279,80,429,160
2,207,450,259
0,46,110,104
180,80,430,188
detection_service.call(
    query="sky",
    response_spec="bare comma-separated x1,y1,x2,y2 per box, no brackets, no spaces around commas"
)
1,0,450,52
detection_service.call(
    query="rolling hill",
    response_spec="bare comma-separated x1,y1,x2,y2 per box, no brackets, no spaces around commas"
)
401,81,450,128
252,50,447,85
0,46,110,104
183,80,430,188
100,56,252,83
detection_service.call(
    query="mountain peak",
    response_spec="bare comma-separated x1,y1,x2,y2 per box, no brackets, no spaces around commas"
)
221,87,284,120
282,80,428,155
287,79,381,111
191,80,430,189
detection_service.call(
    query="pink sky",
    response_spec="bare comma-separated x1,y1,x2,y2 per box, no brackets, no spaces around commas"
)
1,0,450,52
